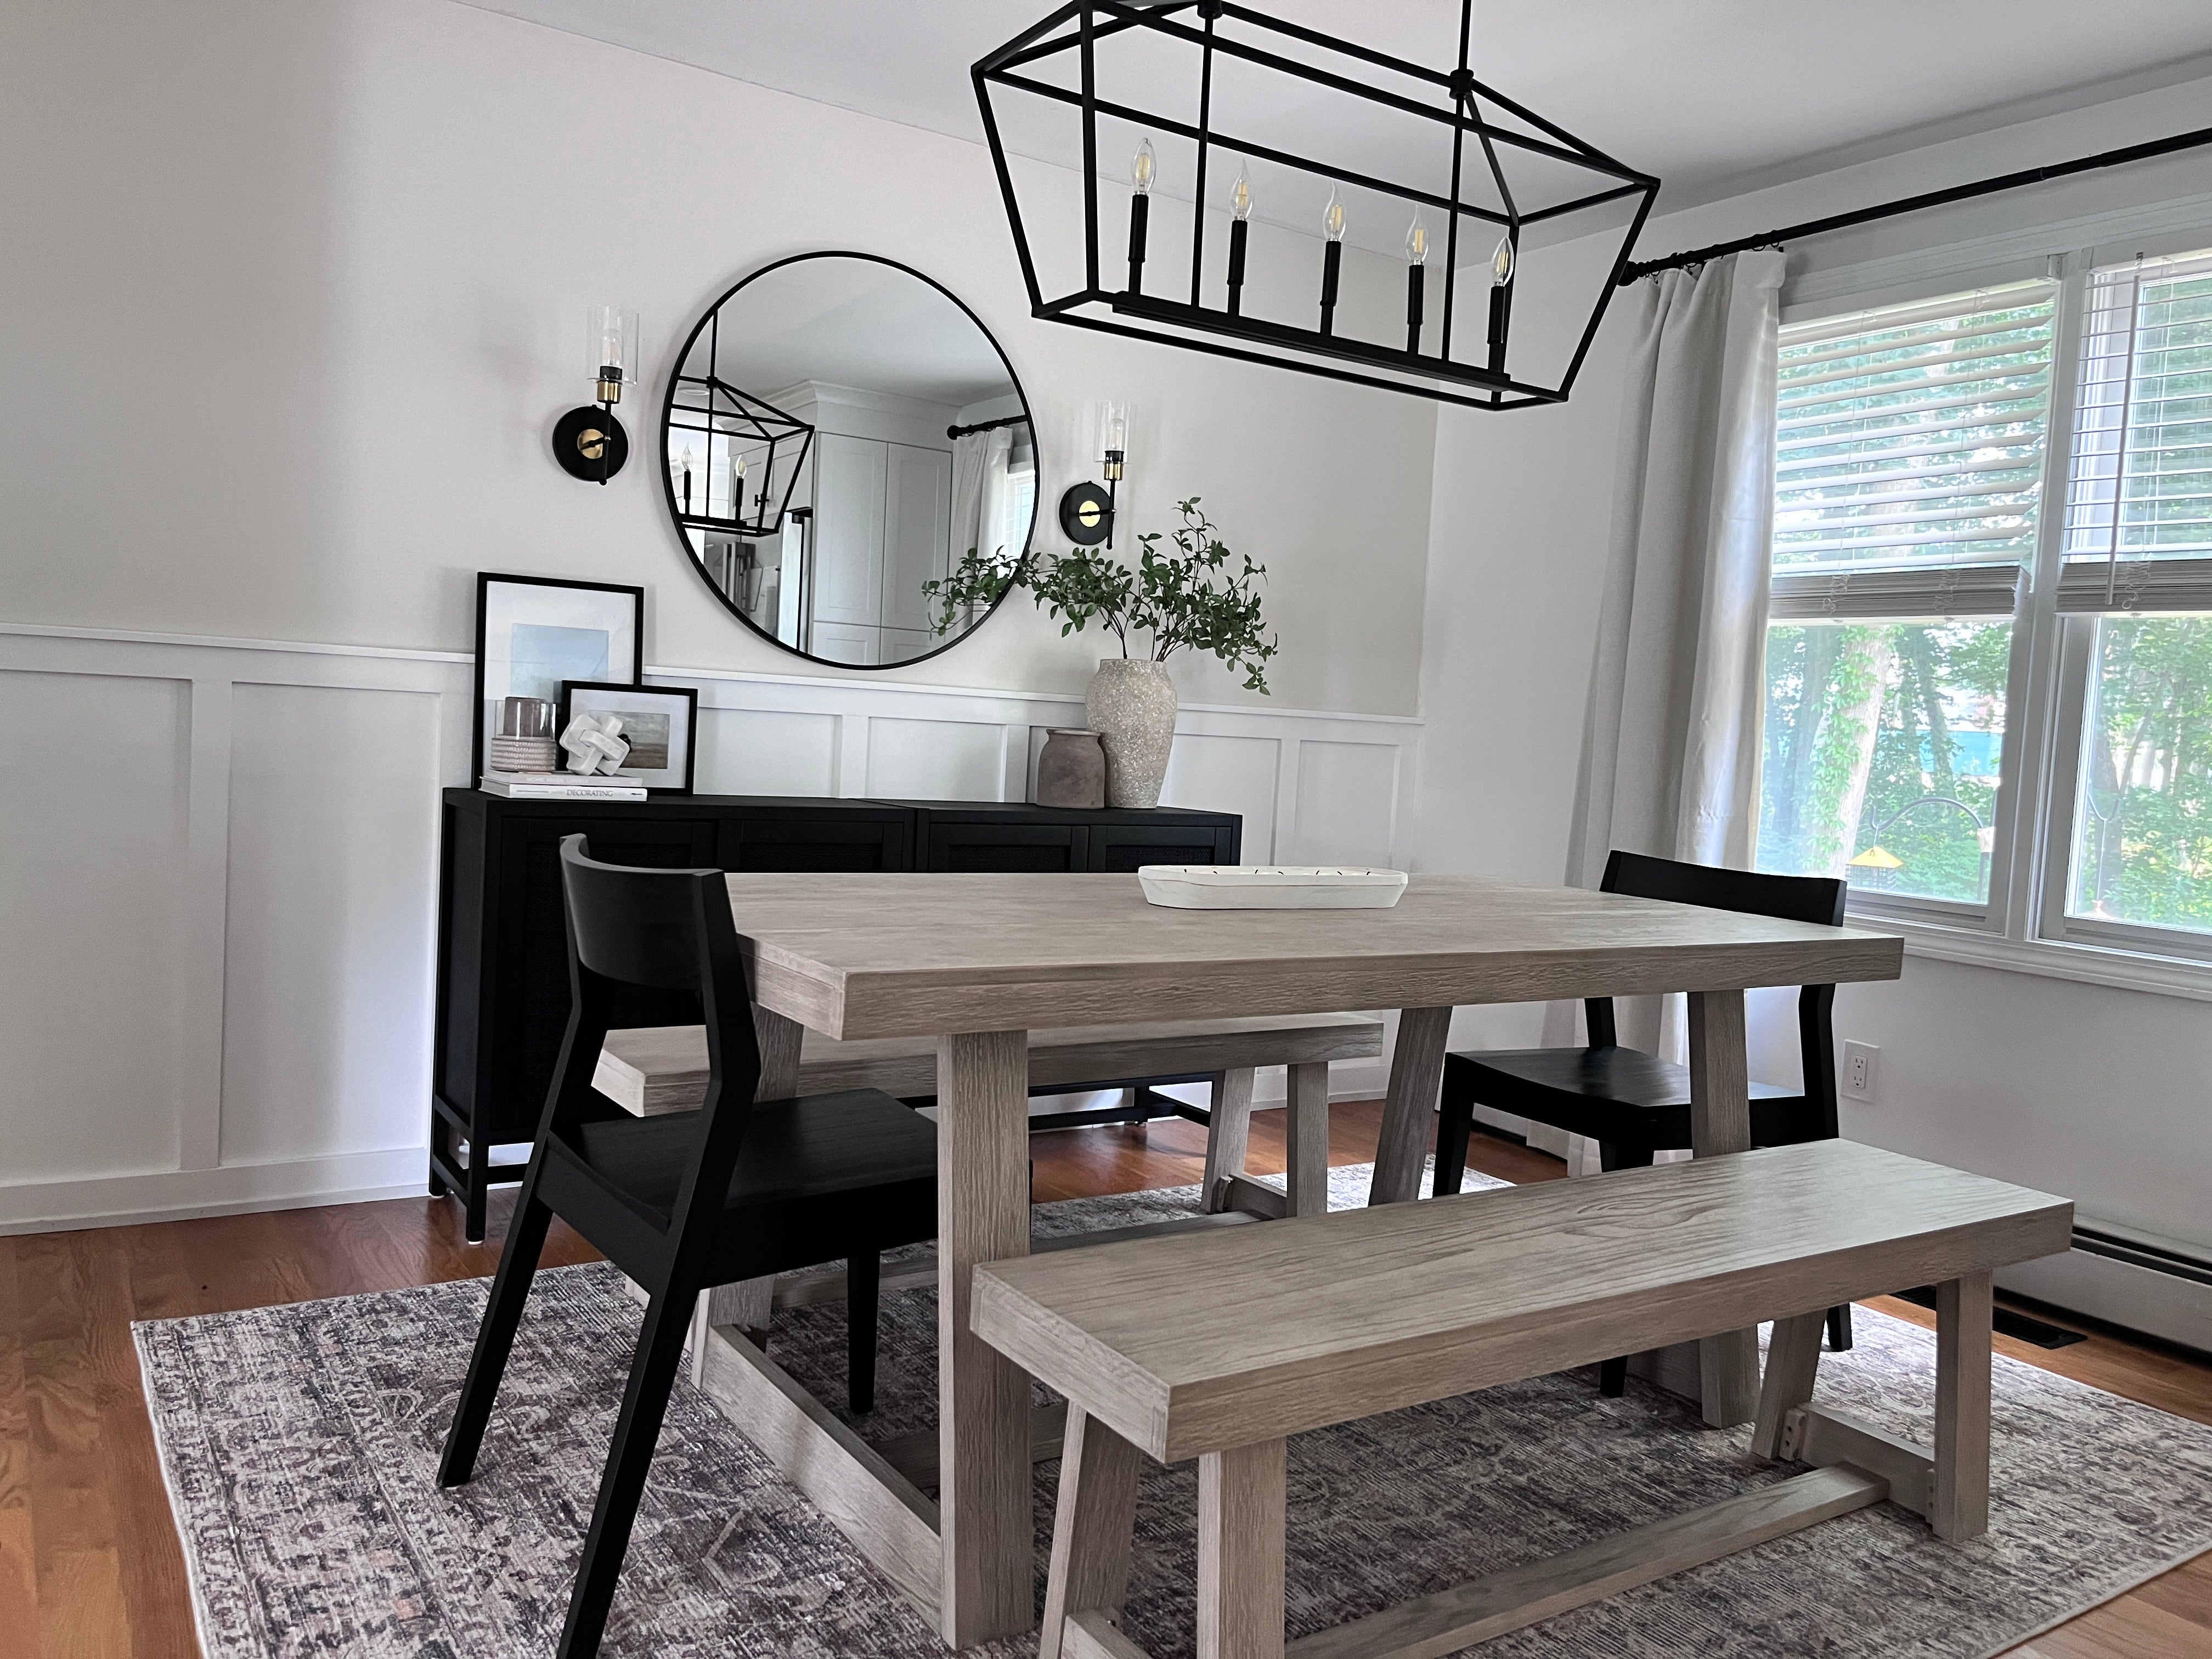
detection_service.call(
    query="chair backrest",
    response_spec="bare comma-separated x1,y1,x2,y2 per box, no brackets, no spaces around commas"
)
540,834,764,1235
1586,850,1846,1130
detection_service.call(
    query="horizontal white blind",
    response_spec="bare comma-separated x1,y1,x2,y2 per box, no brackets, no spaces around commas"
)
2056,554,2212,613
1771,562,2024,620
2060,247,2212,610
1773,281,2056,597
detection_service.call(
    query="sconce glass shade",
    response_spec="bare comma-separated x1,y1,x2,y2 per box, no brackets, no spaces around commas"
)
1099,399,1128,479
590,304,639,402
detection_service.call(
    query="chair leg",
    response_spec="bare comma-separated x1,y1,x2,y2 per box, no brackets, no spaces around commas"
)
1597,1357,1628,1397
1825,1302,1854,1353
557,1284,699,1659
848,1251,881,1417
438,1173,555,1487
1433,1068,1473,1199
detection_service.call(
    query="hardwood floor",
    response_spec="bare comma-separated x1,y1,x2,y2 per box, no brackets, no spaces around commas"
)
0,1101,2203,1657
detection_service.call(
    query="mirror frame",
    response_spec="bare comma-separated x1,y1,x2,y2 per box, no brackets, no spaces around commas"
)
659,250,1040,672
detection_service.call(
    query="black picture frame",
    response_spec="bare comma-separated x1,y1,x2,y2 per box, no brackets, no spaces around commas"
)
471,571,645,783
556,680,699,796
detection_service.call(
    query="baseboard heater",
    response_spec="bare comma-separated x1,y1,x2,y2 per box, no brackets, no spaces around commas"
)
2070,1223,2212,1287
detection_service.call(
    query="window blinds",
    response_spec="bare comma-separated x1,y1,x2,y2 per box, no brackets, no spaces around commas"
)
2059,247,2212,613
1773,282,2056,617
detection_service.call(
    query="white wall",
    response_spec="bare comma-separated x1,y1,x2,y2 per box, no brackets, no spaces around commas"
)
0,0,1433,1229
1411,70,2212,1335
0,0,1435,718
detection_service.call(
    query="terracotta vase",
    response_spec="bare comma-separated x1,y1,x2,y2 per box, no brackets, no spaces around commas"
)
1085,658,1177,809
1035,728,1107,809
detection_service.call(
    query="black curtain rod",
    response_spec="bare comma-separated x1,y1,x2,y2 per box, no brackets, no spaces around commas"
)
1619,122,2212,285
946,413,1033,439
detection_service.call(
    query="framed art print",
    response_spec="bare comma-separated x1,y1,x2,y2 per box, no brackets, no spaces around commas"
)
557,680,699,795
472,573,644,781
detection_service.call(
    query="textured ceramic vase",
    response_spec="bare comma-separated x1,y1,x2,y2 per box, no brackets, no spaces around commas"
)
1085,658,1177,809
1035,728,1107,809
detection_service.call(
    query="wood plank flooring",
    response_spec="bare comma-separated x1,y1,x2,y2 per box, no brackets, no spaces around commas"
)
0,1101,2202,1658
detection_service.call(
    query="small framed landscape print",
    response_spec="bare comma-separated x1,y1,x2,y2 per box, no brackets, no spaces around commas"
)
558,681,699,795
472,573,645,781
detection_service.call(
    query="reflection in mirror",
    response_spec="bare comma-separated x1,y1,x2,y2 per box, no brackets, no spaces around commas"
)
662,253,1037,668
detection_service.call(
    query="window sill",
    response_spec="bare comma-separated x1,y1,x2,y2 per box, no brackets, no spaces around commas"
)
1863,913,2212,1002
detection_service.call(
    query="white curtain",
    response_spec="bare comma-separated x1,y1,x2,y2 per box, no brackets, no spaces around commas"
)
950,432,991,568
1543,250,1786,1165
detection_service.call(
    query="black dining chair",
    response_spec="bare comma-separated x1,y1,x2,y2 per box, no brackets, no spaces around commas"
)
1432,849,1855,1396
438,834,938,1659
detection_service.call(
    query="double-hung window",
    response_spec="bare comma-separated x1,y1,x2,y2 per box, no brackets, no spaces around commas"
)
1756,245,2212,968
1757,284,2056,916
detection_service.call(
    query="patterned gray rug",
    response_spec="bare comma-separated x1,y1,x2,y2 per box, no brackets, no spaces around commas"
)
137,1164,2212,1658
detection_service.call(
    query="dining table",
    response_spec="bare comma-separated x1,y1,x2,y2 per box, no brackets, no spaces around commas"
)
694,869,1904,1650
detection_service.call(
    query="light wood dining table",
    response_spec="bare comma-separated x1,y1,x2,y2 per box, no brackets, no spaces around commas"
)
696,870,1904,1650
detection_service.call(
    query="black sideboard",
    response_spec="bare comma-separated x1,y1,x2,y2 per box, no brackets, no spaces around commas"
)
432,790,1241,1238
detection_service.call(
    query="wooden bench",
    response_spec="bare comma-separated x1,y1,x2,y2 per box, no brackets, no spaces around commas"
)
971,1139,2070,1659
596,1012,1385,1226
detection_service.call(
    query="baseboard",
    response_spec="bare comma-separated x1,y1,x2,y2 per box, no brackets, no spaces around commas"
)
0,1148,430,1235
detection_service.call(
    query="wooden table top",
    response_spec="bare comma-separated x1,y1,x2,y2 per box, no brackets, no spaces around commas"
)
723,871,1904,1039
971,1139,2071,1459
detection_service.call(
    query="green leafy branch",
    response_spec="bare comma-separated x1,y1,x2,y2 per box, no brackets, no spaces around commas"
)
921,498,1278,693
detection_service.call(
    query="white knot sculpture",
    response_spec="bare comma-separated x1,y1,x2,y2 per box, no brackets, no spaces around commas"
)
559,710,631,775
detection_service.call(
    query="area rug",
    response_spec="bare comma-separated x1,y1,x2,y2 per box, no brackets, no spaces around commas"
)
136,1164,2212,1658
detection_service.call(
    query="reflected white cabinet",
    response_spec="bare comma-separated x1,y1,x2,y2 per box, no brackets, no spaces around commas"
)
883,443,953,633
804,432,953,663
811,434,888,628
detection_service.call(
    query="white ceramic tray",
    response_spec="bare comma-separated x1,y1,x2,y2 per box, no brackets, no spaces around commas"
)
1137,865,1410,910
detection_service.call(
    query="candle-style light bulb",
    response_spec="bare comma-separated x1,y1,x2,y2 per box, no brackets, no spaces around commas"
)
679,443,695,516
1487,234,1517,375
1126,137,1156,294
1225,162,1253,315
1404,215,1429,354
1318,190,1346,334
1231,162,1252,222
1491,234,1516,286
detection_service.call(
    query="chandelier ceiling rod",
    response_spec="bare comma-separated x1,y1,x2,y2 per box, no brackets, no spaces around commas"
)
1621,121,2212,284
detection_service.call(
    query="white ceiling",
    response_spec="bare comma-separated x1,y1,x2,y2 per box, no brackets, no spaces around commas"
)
461,0,2212,246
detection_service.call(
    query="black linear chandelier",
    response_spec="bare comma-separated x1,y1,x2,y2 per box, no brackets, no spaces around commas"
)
974,0,1660,410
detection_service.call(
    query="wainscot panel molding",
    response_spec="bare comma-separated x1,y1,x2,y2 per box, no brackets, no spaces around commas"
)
0,623,1419,1232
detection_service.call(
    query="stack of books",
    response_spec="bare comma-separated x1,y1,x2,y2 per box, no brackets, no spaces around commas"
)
480,770,648,800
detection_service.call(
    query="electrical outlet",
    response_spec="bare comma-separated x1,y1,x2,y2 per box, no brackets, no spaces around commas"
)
1842,1040,1879,1102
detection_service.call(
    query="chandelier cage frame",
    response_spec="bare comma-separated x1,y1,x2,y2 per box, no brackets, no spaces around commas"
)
663,304,817,540
973,0,1660,411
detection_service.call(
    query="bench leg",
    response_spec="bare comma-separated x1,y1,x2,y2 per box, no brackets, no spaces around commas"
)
1934,1270,1993,1541
1751,1310,1826,1461
1040,1409,1144,1659
1285,1062,1330,1217
1197,1438,1285,1659
1201,1069,1258,1214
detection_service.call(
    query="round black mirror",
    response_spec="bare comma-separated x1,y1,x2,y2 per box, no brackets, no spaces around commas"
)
661,252,1038,669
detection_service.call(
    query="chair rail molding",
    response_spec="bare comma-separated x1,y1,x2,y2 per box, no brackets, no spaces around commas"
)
0,620,1421,1233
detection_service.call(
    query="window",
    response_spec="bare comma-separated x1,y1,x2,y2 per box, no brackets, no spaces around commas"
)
1757,285,2055,910
1757,245,2212,966
2050,249,2212,942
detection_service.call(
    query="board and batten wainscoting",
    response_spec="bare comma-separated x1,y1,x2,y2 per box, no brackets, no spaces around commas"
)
0,621,1421,1234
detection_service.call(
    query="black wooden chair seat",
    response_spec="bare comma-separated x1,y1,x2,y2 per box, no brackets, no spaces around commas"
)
1447,1048,1807,1153
556,1092,936,1278
1435,850,1856,1399
438,836,939,1659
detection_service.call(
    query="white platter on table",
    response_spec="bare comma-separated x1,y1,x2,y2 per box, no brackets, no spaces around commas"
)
1137,865,1411,910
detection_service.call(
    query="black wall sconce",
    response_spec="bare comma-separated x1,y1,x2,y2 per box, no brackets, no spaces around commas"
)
554,303,638,483
1058,399,1127,548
